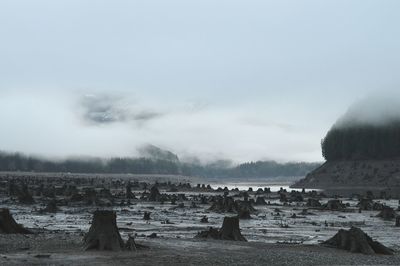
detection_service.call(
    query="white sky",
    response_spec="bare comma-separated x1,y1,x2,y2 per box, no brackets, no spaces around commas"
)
1,0,400,162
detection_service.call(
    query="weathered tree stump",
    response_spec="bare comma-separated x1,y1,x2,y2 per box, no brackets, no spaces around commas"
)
219,216,247,241
395,216,400,227
126,182,135,199
306,198,322,208
376,206,396,220
196,227,220,239
0,208,31,234
322,227,393,255
40,199,59,213
143,211,151,221
196,216,247,241
200,216,209,223
255,197,267,205
357,198,373,210
84,210,124,251
323,199,345,210
125,235,137,251
148,186,161,201
18,184,35,204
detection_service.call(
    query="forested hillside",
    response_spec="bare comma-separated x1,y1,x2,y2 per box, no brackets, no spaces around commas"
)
0,151,319,178
322,122,400,161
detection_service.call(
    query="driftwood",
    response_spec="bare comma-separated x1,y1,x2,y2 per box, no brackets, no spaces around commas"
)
196,216,247,242
84,210,124,251
0,208,31,234
322,227,393,255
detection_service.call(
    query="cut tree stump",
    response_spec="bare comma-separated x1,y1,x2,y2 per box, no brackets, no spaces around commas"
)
84,210,124,251
148,186,161,201
220,216,247,241
395,216,400,227
196,216,247,242
40,199,59,213
0,208,31,234
376,206,396,220
322,227,393,255
18,184,35,204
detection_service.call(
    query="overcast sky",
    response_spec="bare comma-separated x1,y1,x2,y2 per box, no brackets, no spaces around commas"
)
1,0,400,163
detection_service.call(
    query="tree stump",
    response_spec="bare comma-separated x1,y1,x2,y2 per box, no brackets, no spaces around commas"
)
323,199,345,210
200,216,209,223
307,198,321,208
395,216,400,227
219,216,247,241
18,184,35,204
376,206,396,220
126,183,135,199
255,197,267,205
357,198,373,210
40,199,59,213
84,210,124,251
143,212,151,221
125,235,137,251
196,216,247,241
322,227,392,255
148,186,161,201
0,208,31,234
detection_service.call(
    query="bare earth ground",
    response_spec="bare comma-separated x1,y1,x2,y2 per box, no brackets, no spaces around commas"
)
0,233,399,266
1,172,400,265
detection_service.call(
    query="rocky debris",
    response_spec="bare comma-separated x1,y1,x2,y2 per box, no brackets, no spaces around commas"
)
84,210,125,251
0,208,31,234
196,216,247,242
322,227,393,255
376,206,396,220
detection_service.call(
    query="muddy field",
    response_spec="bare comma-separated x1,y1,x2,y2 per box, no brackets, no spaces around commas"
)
1,172,400,265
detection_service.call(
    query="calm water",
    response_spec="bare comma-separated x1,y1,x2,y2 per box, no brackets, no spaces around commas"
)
208,181,318,192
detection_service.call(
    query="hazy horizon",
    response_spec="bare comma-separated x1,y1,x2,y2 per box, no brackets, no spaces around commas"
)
1,1,400,163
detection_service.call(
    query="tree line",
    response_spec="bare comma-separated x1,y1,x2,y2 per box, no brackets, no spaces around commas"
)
0,151,320,178
321,122,400,161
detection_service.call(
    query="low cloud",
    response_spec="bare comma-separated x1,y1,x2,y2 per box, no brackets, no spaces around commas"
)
334,91,400,128
79,94,163,125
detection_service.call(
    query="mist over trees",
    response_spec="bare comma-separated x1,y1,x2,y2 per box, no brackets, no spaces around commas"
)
322,122,400,161
0,151,319,178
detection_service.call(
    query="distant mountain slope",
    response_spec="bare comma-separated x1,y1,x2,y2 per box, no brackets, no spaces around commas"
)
292,159,400,189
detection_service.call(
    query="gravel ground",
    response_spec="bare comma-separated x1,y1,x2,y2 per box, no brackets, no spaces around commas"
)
0,233,399,266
